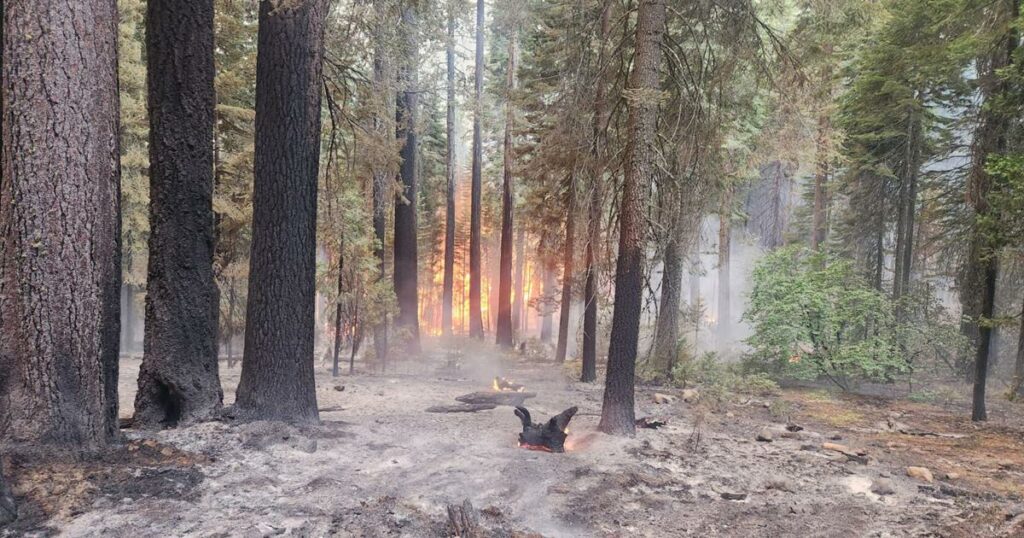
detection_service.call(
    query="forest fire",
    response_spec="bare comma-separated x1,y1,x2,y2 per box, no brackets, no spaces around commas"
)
492,376,525,392
514,406,577,453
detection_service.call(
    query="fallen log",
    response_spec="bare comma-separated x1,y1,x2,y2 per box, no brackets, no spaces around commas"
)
446,498,482,537
455,391,536,407
426,403,497,413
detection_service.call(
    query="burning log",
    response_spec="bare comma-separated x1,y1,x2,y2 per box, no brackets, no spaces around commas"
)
492,376,525,392
426,403,497,413
514,406,577,453
456,391,535,407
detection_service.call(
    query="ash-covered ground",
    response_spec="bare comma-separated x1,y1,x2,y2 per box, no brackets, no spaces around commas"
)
4,338,1023,537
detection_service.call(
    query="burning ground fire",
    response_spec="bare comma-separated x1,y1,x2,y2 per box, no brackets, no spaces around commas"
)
493,376,525,392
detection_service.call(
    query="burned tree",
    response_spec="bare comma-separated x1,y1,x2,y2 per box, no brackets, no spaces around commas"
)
442,2,458,337
135,0,223,428
393,1,422,353
599,0,667,436
556,175,577,362
236,0,327,422
469,0,486,339
496,29,518,348
0,0,121,448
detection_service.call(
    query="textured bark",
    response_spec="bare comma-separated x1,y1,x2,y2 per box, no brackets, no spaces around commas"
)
651,206,683,377
332,250,344,378
555,176,576,362
0,459,14,525
810,114,829,251
512,225,526,336
582,1,612,383
496,33,518,348
1013,298,1024,398
972,259,997,421
468,0,485,339
393,3,421,353
236,0,326,423
135,0,222,429
371,48,390,368
1,0,121,449
717,185,733,345
442,6,457,337
599,0,666,436
893,109,919,302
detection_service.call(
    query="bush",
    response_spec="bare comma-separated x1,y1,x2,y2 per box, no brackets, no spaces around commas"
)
743,246,908,390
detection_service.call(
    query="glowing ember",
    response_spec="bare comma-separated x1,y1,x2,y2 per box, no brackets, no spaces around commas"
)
493,376,525,392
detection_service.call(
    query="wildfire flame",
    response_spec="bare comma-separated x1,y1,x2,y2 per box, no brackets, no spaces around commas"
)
492,376,525,392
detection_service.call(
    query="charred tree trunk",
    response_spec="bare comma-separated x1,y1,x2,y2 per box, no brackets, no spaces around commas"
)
540,265,555,343
135,0,222,429
556,177,576,361
236,0,326,423
468,0,486,339
1013,297,1024,398
496,32,518,348
972,259,998,421
442,5,457,338
599,0,666,436
0,459,14,525
393,3,421,354
512,224,527,337
582,1,612,382
717,185,733,346
1,0,122,449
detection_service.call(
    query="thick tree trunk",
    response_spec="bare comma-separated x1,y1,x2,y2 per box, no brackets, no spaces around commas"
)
893,108,919,303
496,33,518,348
512,225,527,337
1013,297,1024,398
135,0,222,429
442,6,457,338
469,0,486,339
236,0,326,423
1,0,122,449
972,258,997,421
599,0,666,437
555,177,576,361
717,185,733,346
371,50,390,369
651,214,682,377
393,3,421,354
582,1,612,383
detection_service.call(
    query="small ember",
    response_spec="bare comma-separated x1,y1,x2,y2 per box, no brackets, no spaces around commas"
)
514,406,577,453
492,376,525,392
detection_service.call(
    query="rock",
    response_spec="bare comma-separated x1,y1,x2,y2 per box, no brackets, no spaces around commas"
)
906,466,933,483
653,393,676,404
726,412,735,418
681,389,700,403
822,442,851,453
870,477,896,496
756,428,774,442
333,385,345,392
765,477,797,493
944,471,960,481
720,491,747,501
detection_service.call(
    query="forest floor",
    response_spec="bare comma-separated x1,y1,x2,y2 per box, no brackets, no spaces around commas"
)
4,337,1024,537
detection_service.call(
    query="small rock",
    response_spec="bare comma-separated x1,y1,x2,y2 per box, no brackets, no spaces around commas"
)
653,393,676,404
725,412,735,418
906,466,933,483
756,428,774,442
333,385,345,392
870,477,896,496
822,442,851,453
944,472,960,481
681,389,700,403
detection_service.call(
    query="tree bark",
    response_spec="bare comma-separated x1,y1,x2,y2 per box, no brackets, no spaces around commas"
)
556,176,576,361
236,0,326,423
1013,296,1024,398
972,258,997,421
1,0,122,449
582,1,612,383
496,32,518,348
371,46,390,369
717,184,733,346
599,0,666,436
393,2,421,354
468,0,486,339
332,248,344,378
442,5,457,338
135,0,222,429
810,114,829,250
513,224,527,337
0,459,14,525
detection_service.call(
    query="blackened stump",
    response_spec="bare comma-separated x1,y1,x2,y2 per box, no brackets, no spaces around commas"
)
515,406,578,453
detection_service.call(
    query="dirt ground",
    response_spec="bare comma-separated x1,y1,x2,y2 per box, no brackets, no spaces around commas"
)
3,337,1024,537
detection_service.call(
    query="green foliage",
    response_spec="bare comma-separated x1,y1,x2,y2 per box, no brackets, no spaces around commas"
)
744,246,907,389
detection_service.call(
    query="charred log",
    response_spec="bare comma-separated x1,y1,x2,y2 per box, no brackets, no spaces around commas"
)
445,498,482,537
515,406,577,453
456,391,535,407
426,403,497,413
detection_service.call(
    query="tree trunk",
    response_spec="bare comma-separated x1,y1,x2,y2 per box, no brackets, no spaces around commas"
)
496,32,518,348
599,0,666,437
236,0,326,423
582,1,612,383
717,185,733,346
893,107,919,303
135,0,222,429
972,258,997,421
371,49,390,369
513,224,527,337
0,459,15,525
810,117,829,250
393,3,421,354
333,249,344,378
442,5,457,338
1,0,122,449
540,264,555,343
651,211,683,377
468,0,486,339
1013,296,1024,398
556,175,577,361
